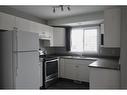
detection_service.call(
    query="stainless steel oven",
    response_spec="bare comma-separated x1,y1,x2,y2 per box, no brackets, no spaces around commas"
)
42,57,58,88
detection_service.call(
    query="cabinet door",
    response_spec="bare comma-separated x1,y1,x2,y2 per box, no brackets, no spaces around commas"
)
30,21,42,33
64,59,77,80
50,27,65,46
76,60,94,82
39,25,53,40
59,58,65,78
0,12,15,30
64,62,77,80
89,68,120,89
77,64,89,82
104,8,121,47
30,21,53,40
17,31,39,51
16,17,31,32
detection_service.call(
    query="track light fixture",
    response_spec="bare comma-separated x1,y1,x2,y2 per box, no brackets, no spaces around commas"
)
53,7,55,13
52,5,71,13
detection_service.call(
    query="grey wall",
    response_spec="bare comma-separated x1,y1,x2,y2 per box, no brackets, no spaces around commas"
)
47,11,104,26
120,7,127,89
0,6,46,24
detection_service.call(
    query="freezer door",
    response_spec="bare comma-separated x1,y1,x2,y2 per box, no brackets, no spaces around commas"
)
16,52,40,89
16,31,39,51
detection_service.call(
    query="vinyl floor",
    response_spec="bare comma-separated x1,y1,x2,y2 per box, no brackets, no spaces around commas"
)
47,78,89,89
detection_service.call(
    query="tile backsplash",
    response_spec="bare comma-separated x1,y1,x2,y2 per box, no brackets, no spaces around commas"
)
43,46,120,58
99,47,120,57
39,40,120,57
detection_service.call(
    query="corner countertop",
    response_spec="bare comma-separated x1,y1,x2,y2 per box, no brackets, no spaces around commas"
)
88,58,120,70
61,56,120,70
43,54,120,70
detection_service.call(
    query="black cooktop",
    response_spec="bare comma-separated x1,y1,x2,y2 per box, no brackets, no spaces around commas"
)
39,55,58,61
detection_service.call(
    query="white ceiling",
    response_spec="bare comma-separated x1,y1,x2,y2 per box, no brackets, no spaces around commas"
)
10,6,114,20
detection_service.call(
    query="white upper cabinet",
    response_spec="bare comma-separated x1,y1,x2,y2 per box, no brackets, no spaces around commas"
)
15,16,53,40
30,21,42,33
15,17,32,32
0,12,16,30
29,20,53,40
0,12,53,41
50,27,65,47
39,25,53,40
17,31,39,51
104,8,121,47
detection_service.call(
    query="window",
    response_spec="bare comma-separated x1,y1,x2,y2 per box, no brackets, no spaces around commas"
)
71,26,99,54
71,28,83,52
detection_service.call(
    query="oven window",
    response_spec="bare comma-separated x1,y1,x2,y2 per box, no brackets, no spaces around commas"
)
46,60,58,76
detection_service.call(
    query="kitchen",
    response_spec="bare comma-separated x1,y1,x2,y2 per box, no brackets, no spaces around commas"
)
0,5,126,89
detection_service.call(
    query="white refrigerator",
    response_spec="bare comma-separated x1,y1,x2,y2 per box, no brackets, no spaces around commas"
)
0,30,41,89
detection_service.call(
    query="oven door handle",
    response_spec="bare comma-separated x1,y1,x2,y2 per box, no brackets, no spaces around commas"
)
45,59,58,63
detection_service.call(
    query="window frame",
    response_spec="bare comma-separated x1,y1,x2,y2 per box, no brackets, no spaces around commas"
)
70,26,100,55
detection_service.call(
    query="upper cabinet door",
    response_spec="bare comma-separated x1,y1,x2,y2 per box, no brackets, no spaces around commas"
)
0,12,15,30
104,8,121,47
50,27,65,47
30,21,42,33
30,22,53,40
17,31,39,51
39,24,53,40
15,17,31,32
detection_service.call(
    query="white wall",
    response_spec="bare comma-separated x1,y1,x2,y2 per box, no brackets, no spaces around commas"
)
47,11,104,26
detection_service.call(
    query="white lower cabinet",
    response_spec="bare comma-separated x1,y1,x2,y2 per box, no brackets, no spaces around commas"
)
77,63,90,82
89,67,120,89
64,62,77,80
59,58,65,78
59,58,95,82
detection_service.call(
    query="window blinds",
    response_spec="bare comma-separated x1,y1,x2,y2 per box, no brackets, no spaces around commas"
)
71,26,99,54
